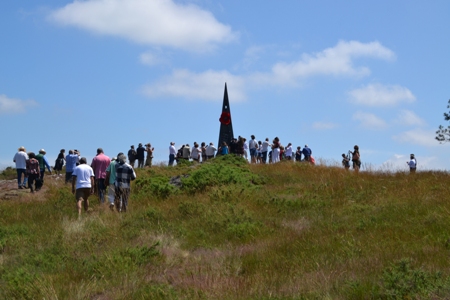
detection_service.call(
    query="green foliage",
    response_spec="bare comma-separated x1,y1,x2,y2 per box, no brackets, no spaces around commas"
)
3,160,450,298
381,258,450,299
436,99,450,142
0,167,16,180
135,175,177,199
1,267,36,299
181,155,264,194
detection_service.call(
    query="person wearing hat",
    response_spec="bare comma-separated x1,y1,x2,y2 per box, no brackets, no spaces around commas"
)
36,149,52,190
407,154,417,173
168,142,177,166
136,143,146,168
13,146,29,189
114,153,136,212
145,143,154,167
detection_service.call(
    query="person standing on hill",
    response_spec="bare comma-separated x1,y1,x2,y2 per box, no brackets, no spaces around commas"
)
72,157,95,216
302,144,312,162
205,142,217,160
342,153,350,170
26,152,40,193
191,142,201,163
407,154,417,173
261,138,270,164
249,135,258,163
54,149,65,176
285,143,293,160
168,142,177,166
295,146,302,162
13,146,29,189
65,150,79,183
127,145,137,168
145,143,154,167
182,144,191,161
136,143,145,168
91,148,110,204
36,149,52,184
352,145,361,172
271,137,280,163
114,153,136,212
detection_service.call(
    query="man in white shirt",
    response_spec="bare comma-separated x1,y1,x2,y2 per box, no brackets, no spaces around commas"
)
169,142,177,166
72,157,95,216
205,142,217,159
407,154,417,173
13,146,28,189
285,143,293,160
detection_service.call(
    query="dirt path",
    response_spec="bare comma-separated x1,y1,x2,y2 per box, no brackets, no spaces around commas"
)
0,175,64,201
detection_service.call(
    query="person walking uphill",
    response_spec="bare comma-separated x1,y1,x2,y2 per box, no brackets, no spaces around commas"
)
65,150,80,183
114,154,136,212
26,152,40,193
72,157,95,216
13,146,28,189
36,149,52,190
91,148,110,204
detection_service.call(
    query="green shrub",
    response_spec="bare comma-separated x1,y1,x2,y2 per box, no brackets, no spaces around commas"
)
380,258,450,298
135,175,176,199
181,155,264,194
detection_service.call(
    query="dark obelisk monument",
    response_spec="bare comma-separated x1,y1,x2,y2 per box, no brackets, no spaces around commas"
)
218,83,234,150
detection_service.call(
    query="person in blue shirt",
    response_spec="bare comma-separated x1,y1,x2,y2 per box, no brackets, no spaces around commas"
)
302,145,312,162
65,150,80,183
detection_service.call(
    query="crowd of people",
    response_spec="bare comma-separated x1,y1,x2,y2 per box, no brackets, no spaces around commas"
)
168,136,316,166
11,136,418,215
13,147,136,216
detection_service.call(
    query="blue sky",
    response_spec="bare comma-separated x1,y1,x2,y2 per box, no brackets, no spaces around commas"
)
1,0,450,171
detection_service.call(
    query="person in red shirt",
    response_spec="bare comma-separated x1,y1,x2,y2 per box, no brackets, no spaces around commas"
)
91,148,111,204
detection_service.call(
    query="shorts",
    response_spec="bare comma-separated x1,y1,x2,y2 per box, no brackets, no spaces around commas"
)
75,188,91,202
250,148,257,157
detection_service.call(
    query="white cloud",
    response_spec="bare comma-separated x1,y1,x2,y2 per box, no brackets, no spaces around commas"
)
312,121,338,130
349,84,416,106
392,129,438,147
139,51,167,66
270,40,395,84
141,40,395,102
0,95,38,114
395,110,425,126
48,0,238,52
352,111,388,129
142,69,246,102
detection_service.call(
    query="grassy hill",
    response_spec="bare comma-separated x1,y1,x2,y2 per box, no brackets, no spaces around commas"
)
1,155,450,299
